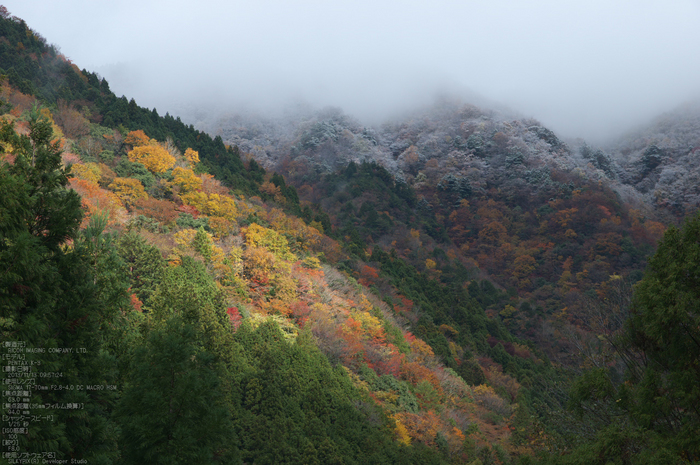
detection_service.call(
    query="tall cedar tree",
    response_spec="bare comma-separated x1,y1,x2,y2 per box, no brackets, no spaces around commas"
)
0,113,127,461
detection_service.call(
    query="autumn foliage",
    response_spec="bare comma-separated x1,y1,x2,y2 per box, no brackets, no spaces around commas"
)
127,143,175,174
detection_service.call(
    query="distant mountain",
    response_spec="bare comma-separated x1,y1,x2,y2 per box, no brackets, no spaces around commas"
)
605,101,700,220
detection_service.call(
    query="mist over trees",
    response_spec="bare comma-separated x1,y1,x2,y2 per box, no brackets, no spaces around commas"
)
2,5,700,464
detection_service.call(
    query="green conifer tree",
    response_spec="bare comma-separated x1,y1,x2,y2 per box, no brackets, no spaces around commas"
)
0,113,125,462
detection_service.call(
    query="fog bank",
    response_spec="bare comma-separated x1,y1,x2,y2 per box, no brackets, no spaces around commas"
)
6,0,700,141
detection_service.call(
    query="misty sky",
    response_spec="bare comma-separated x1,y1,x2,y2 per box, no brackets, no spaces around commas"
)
6,0,700,141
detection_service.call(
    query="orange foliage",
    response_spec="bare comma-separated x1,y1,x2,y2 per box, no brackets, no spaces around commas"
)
260,181,285,203
133,197,179,225
124,130,150,147
69,178,124,227
395,411,441,446
593,232,622,256
478,220,507,244
6,88,36,114
554,208,579,229
208,216,236,238
130,294,143,312
645,220,666,244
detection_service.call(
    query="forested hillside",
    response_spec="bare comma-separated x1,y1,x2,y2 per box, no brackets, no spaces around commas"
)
606,101,700,220
1,7,698,464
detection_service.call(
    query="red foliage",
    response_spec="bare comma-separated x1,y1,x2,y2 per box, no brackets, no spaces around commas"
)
400,361,442,393
358,265,380,286
226,307,242,330
374,348,404,377
176,204,200,217
486,336,515,356
394,295,414,314
289,301,311,327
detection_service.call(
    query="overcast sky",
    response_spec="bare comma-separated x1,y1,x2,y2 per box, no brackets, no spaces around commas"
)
6,0,700,141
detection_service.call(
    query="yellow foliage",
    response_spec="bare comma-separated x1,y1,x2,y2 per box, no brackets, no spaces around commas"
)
473,384,496,397
297,222,323,252
392,414,412,446
180,192,238,222
127,143,176,174
500,304,516,319
206,194,237,221
244,223,295,261
473,383,511,416
171,228,226,276
351,309,384,340
425,258,436,270
301,256,321,269
309,220,324,235
172,167,202,193
511,255,537,280
108,177,147,206
40,108,64,140
439,324,459,337
173,228,198,247
184,148,200,167
180,191,208,211
242,247,292,287
211,243,225,263
226,246,244,276
248,314,298,341
70,162,101,184
448,341,460,359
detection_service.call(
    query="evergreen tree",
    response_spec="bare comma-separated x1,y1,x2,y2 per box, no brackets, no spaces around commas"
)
115,316,233,464
625,211,700,460
0,113,125,462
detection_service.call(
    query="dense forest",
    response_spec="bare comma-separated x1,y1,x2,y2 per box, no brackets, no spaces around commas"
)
1,7,699,464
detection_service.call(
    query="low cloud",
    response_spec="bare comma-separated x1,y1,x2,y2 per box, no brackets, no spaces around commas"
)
7,0,700,142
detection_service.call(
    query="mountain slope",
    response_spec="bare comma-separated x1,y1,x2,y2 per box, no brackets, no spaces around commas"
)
3,6,698,464
0,8,540,463
606,101,700,219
